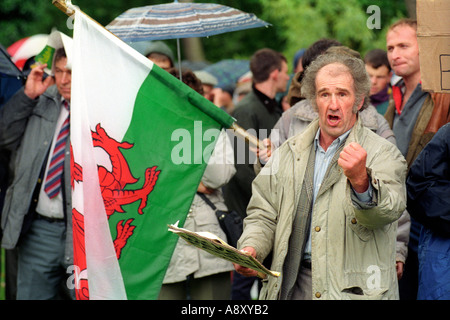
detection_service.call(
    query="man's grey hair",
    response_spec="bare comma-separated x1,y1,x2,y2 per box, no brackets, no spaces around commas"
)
301,52,371,113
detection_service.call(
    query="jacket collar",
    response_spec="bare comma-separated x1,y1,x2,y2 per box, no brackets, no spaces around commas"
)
42,85,62,102
252,84,281,114
289,116,364,155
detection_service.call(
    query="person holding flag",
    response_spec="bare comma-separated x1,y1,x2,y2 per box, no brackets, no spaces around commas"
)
69,8,237,300
158,68,236,300
0,46,75,300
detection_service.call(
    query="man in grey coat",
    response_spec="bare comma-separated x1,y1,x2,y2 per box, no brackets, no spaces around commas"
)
234,52,407,300
0,48,74,299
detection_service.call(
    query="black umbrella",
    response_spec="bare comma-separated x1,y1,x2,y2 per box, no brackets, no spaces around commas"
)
0,44,25,107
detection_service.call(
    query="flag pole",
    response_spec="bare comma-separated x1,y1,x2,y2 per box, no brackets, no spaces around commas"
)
230,123,266,150
52,0,268,153
52,0,68,13
52,0,118,39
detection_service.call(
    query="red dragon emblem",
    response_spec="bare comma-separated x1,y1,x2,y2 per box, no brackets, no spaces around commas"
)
71,123,160,299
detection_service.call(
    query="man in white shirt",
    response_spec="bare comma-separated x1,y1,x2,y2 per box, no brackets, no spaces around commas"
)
0,47,74,299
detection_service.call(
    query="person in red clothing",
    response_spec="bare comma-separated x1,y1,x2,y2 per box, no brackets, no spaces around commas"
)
385,18,450,300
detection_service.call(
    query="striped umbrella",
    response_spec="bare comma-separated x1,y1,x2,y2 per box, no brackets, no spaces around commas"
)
106,1,270,43
106,0,270,78
7,34,48,70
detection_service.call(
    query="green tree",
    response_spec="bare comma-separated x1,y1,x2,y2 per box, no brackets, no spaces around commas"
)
257,0,407,70
1,0,407,68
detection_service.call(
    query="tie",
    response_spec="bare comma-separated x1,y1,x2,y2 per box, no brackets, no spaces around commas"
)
44,100,70,199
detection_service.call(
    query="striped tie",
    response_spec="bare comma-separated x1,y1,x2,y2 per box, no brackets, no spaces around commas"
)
44,100,70,199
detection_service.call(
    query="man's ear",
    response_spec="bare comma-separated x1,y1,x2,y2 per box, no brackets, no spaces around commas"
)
357,96,365,111
270,68,279,81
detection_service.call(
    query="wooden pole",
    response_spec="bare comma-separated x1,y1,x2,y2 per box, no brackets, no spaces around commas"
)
52,0,73,16
230,123,264,150
52,0,114,35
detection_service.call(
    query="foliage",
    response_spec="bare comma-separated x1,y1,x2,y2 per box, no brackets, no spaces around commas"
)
0,0,407,71
256,0,408,70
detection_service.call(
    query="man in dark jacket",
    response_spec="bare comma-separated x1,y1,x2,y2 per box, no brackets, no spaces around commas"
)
385,18,450,299
223,48,289,299
0,47,74,299
406,123,450,299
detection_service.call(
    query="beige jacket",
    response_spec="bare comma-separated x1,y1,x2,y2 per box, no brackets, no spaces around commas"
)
240,118,407,300
255,100,409,263
163,130,236,283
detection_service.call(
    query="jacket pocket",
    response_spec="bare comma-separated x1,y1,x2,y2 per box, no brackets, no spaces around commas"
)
342,286,388,300
342,262,394,300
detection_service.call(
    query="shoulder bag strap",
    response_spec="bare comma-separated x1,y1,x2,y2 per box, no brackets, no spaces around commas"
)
196,192,217,211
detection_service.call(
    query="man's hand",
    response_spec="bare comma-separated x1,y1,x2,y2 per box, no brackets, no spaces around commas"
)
338,142,369,193
197,181,215,194
396,261,404,280
24,64,55,100
233,246,258,277
250,138,273,164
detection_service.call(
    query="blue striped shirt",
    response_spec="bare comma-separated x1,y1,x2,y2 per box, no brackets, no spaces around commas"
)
303,128,373,260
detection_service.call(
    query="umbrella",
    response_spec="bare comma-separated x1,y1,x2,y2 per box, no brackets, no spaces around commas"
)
203,59,249,91
106,0,270,78
7,34,48,70
106,1,270,42
0,44,25,107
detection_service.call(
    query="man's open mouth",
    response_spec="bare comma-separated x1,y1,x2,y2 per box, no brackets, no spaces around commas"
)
327,114,341,125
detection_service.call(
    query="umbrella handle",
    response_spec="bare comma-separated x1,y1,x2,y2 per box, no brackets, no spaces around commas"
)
177,39,182,82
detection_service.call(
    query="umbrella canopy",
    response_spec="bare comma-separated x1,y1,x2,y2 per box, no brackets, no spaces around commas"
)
203,59,249,91
0,45,23,78
0,44,24,107
106,1,270,43
7,34,48,70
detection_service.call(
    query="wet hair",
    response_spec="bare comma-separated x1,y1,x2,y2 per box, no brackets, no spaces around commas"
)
301,38,342,71
285,38,342,106
364,48,391,71
54,47,67,64
250,48,287,84
167,67,204,95
301,52,371,113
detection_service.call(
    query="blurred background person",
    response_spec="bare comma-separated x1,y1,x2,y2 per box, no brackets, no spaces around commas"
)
364,48,392,115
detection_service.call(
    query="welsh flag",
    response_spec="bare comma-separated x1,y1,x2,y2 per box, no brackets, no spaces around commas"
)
70,9,234,300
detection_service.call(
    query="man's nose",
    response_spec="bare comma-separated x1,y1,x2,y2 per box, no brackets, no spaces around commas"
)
329,94,339,109
390,47,400,61
61,71,71,83
370,76,377,84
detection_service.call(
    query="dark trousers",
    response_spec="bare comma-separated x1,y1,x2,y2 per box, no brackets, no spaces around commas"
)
231,271,259,300
399,248,419,300
16,217,74,300
158,272,232,300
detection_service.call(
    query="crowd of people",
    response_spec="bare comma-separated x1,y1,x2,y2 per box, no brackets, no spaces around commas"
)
0,17,449,300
